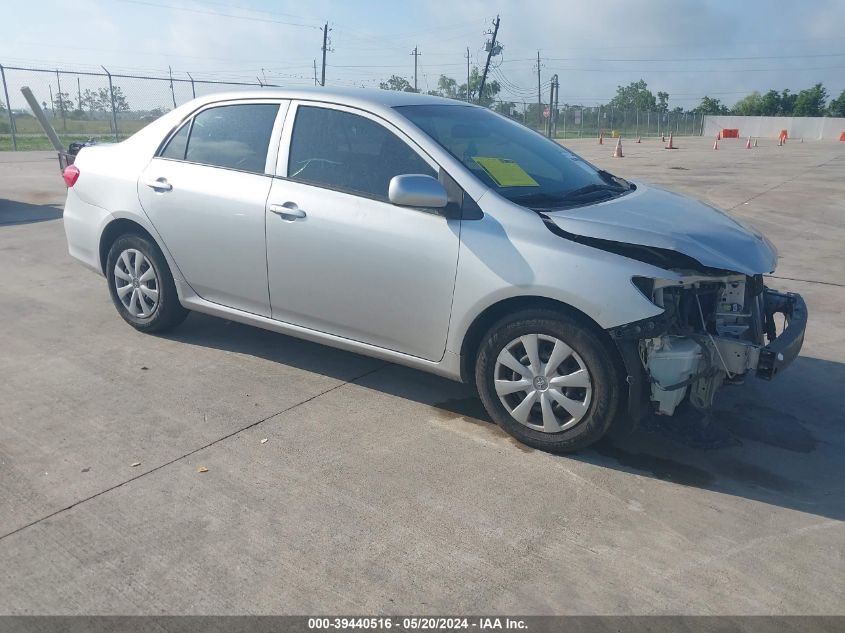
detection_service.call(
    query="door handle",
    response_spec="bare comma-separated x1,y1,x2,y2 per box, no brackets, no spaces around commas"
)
143,177,172,192
269,202,307,221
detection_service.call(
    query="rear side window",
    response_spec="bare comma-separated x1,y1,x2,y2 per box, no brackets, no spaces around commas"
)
287,106,435,200
181,103,279,173
160,121,190,160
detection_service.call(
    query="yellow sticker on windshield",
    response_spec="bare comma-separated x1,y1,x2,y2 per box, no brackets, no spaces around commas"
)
472,157,539,187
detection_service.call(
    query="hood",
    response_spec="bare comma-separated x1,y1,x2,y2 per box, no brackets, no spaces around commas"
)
544,183,777,275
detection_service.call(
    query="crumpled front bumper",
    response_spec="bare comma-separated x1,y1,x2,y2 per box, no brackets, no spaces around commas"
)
756,289,807,380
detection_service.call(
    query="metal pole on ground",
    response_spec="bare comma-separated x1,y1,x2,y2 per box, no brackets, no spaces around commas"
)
20,86,63,151
0,64,17,150
187,72,196,99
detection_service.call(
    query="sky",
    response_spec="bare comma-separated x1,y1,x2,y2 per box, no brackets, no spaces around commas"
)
2,0,845,111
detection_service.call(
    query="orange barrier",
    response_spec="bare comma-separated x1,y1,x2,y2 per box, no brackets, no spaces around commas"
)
721,128,740,138
840,132,845,141
779,129,789,140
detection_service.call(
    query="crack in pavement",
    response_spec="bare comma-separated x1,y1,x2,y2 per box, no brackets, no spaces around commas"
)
728,153,845,212
0,362,388,543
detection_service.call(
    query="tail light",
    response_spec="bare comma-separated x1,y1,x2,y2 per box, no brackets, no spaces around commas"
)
63,164,80,187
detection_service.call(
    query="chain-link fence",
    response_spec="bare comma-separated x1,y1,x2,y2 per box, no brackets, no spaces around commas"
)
0,64,281,151
491,101,706,140
1,64,706,151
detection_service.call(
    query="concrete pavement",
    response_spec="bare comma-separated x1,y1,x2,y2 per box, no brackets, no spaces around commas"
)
0,141,843,614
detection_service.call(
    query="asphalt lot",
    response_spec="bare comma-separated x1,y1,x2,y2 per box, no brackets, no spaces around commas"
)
1,136,843,614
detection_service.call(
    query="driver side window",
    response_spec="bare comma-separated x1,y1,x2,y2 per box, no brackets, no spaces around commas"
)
287,105,435,201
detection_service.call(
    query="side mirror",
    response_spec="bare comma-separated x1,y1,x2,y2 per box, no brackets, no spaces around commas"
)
388,174,448,209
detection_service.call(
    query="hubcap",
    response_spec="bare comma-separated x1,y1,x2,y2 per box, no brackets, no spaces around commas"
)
494,334,592,433
114,249,159,319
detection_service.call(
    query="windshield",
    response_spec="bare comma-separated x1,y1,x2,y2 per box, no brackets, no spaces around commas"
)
395,104,632,210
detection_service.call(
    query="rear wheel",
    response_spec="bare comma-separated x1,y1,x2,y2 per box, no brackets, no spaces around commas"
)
106,233,188,333
475,309,622,453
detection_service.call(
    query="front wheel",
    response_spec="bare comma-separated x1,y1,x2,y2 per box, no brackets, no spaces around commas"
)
106,233,188,333
475,309,622,453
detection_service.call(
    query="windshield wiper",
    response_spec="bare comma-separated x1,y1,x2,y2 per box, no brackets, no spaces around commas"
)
508,191,571,205
558,183,626,200
510,183,627,209
597,169,633,190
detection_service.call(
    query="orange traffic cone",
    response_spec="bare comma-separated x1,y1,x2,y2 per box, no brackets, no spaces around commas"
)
636,136,641,143
613,137,624,158
665,133,676,149
745,137,752,149
713,138,719,150
598,132,604,145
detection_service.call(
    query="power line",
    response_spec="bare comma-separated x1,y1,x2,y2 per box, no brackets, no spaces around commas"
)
499,52,845,64
114,0,321,28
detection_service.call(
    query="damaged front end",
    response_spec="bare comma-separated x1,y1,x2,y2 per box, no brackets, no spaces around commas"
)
538,181,807,420
611,274,807,417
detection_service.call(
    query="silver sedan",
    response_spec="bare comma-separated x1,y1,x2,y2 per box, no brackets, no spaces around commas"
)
62,88,805,452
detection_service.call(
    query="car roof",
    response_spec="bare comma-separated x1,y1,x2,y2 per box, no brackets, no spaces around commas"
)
189,86,477,111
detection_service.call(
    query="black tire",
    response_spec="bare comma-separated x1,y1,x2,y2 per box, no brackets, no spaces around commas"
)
105,233,189,333
475,308,623,453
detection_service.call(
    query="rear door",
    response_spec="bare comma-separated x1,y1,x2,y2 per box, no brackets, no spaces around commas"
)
265,102,461,361
138,101,286,317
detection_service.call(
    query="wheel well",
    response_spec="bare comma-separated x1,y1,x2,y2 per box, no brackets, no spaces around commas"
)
99,219,157,274
458,296,618,383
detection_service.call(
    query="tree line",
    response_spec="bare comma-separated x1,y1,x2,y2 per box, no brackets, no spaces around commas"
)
696,84,845,117
380,66,502,108
379,73,845,118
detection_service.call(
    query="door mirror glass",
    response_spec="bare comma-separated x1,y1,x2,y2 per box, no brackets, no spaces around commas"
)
388,174,448,209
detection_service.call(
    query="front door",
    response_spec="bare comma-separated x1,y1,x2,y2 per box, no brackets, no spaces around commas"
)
265,103,460,361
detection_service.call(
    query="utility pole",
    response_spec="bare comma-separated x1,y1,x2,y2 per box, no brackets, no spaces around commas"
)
411,46,420,92
547,74,558,138
77,77,82,112
313,60,318,86
554,75,560,137
320,22,330,87
465,47,471,101
478,14,500,105
536,51,542,130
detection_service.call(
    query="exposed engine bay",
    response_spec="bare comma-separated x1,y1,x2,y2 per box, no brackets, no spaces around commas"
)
610,274,807,415
620,274,807,416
